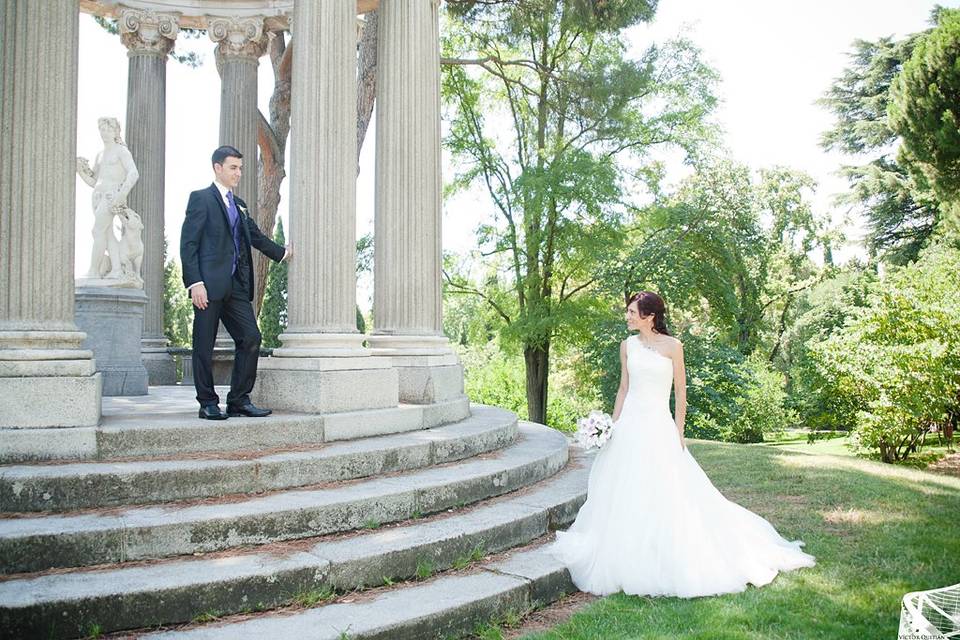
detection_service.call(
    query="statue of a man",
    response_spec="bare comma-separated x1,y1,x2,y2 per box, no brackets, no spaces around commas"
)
77,117,140,280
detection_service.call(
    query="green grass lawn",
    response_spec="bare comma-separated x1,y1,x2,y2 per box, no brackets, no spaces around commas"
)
517,439,960,640
761,429,956,468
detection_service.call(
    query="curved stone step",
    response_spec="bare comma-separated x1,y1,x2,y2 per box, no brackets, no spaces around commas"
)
146,543,575,640
0,387,470,463
0,423,569,574
0,449,590,639
0,406,517,513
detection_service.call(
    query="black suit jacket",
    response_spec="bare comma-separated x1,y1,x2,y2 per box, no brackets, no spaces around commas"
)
180,183,286,301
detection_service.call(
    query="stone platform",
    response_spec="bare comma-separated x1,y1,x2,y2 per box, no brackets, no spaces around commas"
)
0,385,589,639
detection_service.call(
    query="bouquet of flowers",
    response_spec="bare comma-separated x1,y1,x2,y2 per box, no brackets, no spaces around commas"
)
574,410,615,449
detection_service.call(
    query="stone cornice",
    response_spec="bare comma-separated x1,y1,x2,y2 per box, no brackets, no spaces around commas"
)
118,7,179,56
209,16,267,63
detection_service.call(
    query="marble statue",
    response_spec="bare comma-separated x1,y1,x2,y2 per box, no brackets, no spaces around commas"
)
77,117,144,288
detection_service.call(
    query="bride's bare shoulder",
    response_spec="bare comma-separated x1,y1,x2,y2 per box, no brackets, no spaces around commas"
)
662,335,683,353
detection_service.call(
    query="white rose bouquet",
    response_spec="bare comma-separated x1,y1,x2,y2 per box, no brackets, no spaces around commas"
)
574,410,615,449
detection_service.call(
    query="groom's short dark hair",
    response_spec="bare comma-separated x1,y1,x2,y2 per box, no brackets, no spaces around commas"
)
212,145,243,167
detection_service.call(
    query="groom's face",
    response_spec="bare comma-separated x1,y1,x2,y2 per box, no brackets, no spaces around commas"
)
214,156,243,190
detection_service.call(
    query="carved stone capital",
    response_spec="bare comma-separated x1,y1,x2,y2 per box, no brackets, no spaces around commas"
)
209,17,267,64
118,7,179,57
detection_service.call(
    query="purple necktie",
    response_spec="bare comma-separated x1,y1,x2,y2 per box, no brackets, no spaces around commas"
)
226,191,241,274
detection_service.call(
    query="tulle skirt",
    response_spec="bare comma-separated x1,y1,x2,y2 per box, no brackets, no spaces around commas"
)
549,399,815,598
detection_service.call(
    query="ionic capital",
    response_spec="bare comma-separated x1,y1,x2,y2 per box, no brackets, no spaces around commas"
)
118,8,179,57
209,17,267,64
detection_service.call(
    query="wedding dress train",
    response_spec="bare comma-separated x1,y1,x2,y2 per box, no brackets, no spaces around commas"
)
549,334,815,597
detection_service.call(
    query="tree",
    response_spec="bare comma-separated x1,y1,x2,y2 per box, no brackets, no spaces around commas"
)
162,239,193,347
813,243,960,462
441,0,718,423
581,159,829,441
890,8,960,235
820,33,940,264
258,218,287,348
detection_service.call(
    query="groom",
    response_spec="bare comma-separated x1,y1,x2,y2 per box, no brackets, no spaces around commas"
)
180,145,293,420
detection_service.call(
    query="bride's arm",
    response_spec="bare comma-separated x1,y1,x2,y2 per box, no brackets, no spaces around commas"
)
672,339,687,448
611,340,629,422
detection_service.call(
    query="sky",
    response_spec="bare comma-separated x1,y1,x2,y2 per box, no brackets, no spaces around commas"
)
74,1,953,309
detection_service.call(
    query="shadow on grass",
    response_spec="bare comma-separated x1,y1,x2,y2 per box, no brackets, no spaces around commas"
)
519,441,960,640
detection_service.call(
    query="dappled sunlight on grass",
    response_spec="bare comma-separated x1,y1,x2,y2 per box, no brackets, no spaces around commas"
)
520,440,960,640
820,505,911,526
774,451,960,495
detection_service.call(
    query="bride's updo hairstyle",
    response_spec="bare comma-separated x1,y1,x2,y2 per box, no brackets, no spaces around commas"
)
627,291,671,335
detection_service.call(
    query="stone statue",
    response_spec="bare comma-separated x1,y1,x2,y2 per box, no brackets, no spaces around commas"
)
77,117,144,288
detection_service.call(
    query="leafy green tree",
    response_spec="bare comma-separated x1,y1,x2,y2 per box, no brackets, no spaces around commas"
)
441,0,718,423
777,266,877,431
890,8,960,233
820,34,939,263
813,243,960,462
258,219,287,348
162,239,192,347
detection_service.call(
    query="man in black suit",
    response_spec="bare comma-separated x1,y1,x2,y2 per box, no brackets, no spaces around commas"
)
180,146,293,420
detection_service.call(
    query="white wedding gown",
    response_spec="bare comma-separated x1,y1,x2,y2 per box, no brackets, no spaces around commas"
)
549,335,815,597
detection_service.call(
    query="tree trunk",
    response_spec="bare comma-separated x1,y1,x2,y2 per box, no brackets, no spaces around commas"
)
254,33,293,316
357,10,379,165
524,340,550,425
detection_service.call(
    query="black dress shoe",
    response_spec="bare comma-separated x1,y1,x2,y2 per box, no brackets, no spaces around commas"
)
198,405,228,420
227,402,272,418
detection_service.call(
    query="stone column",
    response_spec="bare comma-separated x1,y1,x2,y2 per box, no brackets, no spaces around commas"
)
209,16,265,212
368,0,465,406
0,0,101,432
252,0,398,414
119,7,178,385
208,17,267,382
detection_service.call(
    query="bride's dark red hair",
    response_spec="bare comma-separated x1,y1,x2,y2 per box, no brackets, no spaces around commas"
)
626,291,671,335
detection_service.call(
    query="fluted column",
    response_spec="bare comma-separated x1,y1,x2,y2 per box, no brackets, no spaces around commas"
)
209,17,265,214
0,0,101,430
251,1,398,414
283,0,359,344
371,0,443,341
368,0,465,405
120,7,178,385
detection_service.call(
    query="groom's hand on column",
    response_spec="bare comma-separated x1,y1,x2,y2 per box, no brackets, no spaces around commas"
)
283,244,294,262
191,283,209,310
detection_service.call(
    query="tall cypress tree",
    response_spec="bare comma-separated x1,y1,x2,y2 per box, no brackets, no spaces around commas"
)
258,218,288,348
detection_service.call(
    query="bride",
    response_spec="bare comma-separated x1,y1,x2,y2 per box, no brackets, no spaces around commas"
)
550,291,815,598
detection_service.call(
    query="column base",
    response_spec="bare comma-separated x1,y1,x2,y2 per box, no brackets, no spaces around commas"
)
141,337,177,385
252,356,399,414
0,331,102,428
368,334,465,404
0,373,102,428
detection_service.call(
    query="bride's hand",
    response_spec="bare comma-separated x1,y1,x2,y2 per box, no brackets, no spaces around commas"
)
679,435,686,450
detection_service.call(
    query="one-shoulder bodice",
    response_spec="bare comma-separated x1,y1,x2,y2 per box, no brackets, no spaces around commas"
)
626,334,674,413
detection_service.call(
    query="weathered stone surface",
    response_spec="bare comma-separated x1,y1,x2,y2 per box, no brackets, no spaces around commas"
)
252,365,399,414
0,424,568,573
0,406,517,512
0,459,588,639
74,286,149,395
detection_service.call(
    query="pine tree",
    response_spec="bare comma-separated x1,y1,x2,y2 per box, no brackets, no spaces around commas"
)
258,218,288,348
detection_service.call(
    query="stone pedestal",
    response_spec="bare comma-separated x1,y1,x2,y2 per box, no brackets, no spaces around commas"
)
367,336,465,404
75,286,149,396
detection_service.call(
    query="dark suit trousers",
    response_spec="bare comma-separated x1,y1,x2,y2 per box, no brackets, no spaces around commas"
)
191,270,262,408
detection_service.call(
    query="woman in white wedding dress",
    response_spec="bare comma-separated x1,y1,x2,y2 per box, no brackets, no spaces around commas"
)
550,291,815,598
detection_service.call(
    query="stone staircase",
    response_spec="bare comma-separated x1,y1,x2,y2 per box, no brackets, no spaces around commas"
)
0,387,590,639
